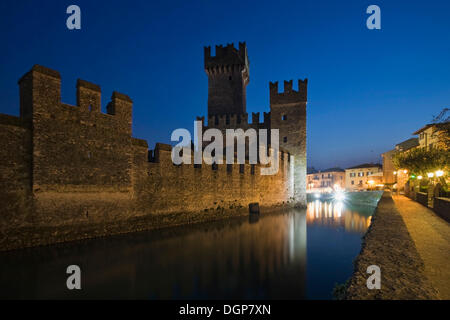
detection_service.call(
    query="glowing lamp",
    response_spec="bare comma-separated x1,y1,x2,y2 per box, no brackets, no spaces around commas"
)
436,170,444,177
417,175,423,180
427,172,434,178
393,171,397,175
334,190,345,201
403,170,408,174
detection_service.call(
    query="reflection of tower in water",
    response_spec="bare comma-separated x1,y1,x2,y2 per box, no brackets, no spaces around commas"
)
307,200,372,233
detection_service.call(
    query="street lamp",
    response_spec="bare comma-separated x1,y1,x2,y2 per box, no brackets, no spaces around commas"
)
427,172,434,178
436,170,444,177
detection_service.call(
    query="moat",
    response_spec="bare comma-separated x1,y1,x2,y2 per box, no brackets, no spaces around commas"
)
0,194,380,299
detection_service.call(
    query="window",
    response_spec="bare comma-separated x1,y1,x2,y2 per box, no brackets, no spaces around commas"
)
194,164,202,169
283,137,287,143
282,115,287,121
227,164,232,173
351,180,354,185
239,164,244,174
251,164,255,175
212,163,218,171
350,172,356,177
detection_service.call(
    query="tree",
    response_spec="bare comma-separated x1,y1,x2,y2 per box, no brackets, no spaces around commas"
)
392,147,449,185
392,147,449,175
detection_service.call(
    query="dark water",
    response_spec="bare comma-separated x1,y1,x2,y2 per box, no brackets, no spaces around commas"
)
0,198,377,300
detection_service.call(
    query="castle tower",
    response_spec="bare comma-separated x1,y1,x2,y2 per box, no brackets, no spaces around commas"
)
270,79,307,206
204,42,249,117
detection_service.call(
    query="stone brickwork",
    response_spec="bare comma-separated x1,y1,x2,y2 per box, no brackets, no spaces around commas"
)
201,43,307,206
270,80,307,205
205,42,249,117
0,43,307,250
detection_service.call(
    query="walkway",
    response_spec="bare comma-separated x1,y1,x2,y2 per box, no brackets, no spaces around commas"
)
393,195,450,299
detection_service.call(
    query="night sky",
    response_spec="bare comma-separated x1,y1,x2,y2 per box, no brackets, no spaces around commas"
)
1,0,449,169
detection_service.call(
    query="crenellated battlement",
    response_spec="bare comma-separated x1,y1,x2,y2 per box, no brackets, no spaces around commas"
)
205,43,249,116
18,65,133,135
198,112,271,128
147,141,291,171
269,79,308,105
204,42,248,71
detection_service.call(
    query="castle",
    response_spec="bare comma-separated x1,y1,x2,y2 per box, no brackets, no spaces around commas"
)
0,42,307,250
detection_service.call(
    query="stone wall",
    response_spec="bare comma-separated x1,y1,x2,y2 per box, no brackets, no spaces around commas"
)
345,191,438,299
0,64,297,251
134,143,293,217
416,192,428,207
0,114,32,229
433,197,450,222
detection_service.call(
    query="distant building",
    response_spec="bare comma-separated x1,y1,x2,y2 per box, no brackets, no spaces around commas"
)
413,123,449,150
345,163,383,191
382,138,419,185
307,167,345,193
381,121,449,193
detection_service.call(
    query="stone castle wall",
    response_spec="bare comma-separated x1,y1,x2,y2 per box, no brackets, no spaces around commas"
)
0,65,295,250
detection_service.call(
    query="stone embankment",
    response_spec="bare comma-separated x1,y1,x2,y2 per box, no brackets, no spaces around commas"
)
345,191,439,299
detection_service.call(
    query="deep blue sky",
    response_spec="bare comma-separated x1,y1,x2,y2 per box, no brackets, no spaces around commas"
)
1,0,449,169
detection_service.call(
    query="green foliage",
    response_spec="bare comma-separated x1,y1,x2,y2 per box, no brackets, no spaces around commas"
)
392,147,449,176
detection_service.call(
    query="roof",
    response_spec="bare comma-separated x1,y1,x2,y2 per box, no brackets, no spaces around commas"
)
307,167,318,174
321,167,345,173
346,163,382,170
395,138,419,151
413,122,449,135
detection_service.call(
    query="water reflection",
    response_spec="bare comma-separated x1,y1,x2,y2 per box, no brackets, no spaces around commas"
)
0,199,376,300
0,211,307,300
307,200,372,234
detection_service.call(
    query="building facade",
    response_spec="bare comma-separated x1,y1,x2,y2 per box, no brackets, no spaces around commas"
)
307,168,345,193
345,163,383,191
382,138,419,185
413,123,449,150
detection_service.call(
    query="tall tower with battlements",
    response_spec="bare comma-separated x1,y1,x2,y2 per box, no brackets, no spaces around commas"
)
270,80,307,206
204,42,249,117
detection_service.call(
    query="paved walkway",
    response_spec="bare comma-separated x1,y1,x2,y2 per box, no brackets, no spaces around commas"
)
393,195,450,299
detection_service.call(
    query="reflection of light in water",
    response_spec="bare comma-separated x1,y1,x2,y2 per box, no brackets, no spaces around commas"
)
306,200,372,233
334,202,343,218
